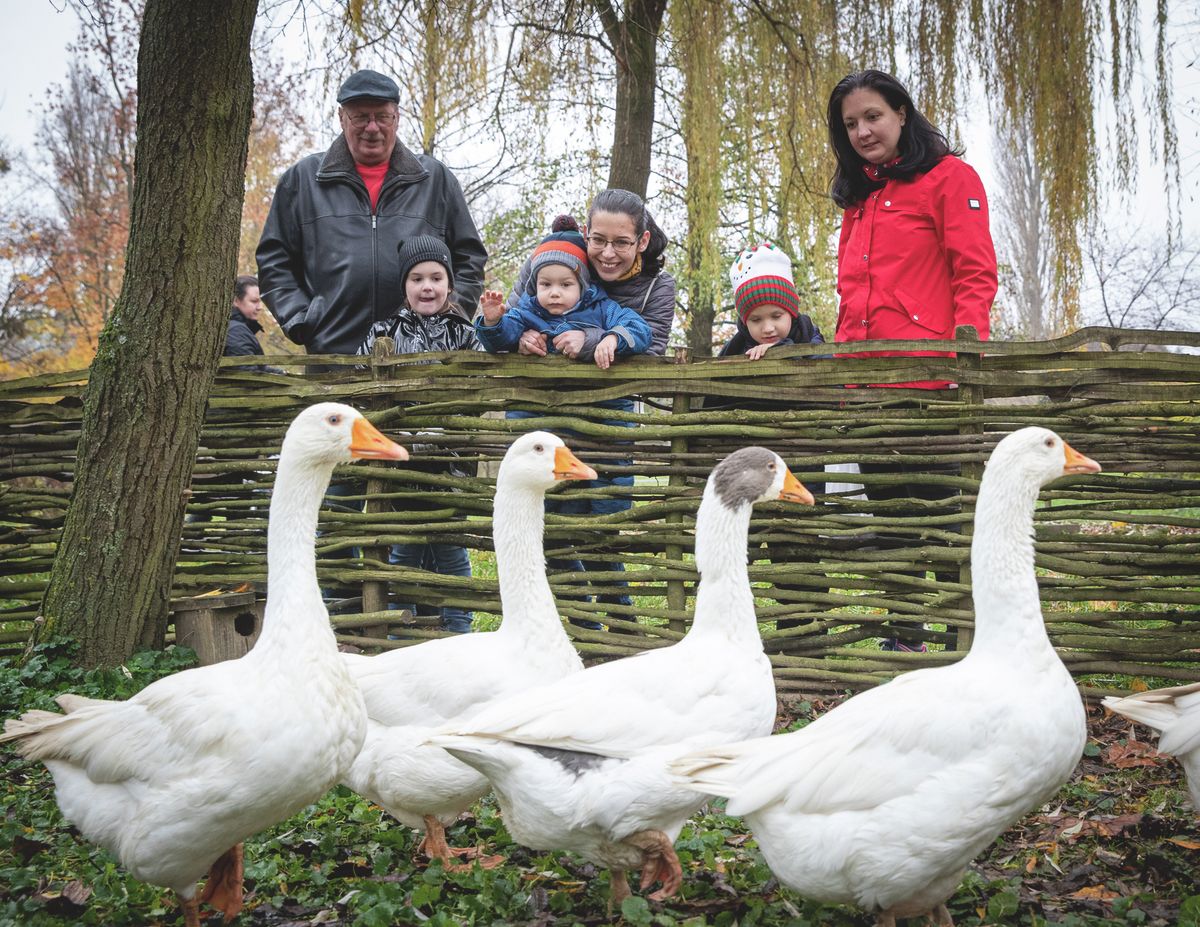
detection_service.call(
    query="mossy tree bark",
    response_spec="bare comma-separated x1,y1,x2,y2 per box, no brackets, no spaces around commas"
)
592,0,667,198
30,0,259,666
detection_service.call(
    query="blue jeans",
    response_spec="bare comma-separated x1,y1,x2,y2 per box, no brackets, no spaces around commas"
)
389,542,474,633
506,401,636,627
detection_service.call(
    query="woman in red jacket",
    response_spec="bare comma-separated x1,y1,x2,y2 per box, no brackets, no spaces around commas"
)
827,70,997,650
830,69,996,374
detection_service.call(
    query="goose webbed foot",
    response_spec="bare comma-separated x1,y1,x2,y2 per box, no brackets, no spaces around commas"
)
627,829,683,900
926,903,954,926
419,815,503,871
179,891,201,927
197,843,244,921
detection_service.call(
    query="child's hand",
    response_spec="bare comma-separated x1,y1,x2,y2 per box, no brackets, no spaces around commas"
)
745,343,773,360
594,334,618,369
479,290,506,325
552,330,585,359
518,330,548,356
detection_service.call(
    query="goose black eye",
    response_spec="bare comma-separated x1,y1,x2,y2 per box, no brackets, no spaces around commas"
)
328,414,342,426
534,443,544,453
1044,437,1055,448
767,462,776,470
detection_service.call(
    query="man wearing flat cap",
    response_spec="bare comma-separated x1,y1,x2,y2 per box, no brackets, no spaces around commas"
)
256,69,488,356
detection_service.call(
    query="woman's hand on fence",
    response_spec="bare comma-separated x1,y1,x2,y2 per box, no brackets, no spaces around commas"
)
479,290,506,325
593,334,618,369
519,330,549,356
552,330,584,359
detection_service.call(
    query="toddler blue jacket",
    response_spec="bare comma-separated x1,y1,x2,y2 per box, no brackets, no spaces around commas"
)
476,284,652,356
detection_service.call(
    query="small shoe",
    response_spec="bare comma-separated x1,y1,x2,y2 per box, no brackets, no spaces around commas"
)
441,619,473,634
569,617,605,631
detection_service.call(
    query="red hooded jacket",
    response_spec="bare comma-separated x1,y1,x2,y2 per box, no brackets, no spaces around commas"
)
835,155,997,388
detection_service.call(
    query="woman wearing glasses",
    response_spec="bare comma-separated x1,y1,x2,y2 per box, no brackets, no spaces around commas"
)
502,191,677,630
506,189,676,360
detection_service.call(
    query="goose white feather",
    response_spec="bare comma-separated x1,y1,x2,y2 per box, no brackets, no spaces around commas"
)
1103,682,1200,810
668,427,1098,925
1,403,405,925
340,432,591,859
430,447,813,902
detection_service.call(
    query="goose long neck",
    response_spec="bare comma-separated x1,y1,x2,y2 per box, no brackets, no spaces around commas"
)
493,481,561,637
969,467,1049,654
258,453,334,648
688,492,759,646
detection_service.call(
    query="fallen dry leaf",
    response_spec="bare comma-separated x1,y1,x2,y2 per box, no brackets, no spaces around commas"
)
1168,836,1200,850
1069,884,1120,901
1102,740,1169,769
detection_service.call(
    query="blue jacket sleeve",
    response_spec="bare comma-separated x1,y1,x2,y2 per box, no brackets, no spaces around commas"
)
600,300,653,355
475,308,532,353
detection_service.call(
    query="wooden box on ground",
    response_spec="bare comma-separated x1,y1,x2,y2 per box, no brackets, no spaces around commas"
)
171,591,263,665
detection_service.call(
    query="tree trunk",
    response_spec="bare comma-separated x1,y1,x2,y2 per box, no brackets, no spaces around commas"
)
593,0,667,198
31,0,258,666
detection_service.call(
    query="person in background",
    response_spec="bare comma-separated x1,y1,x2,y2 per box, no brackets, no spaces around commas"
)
257,68,487,358
357,236,481,633
482,217,653,630
223,274,267,367
828,68,998,651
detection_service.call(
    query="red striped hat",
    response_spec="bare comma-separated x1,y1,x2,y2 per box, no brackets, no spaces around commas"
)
729,242,799,320
527,224,591,294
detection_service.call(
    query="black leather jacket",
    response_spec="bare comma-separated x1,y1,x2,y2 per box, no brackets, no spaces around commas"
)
356,304,481,356
256,135,487,356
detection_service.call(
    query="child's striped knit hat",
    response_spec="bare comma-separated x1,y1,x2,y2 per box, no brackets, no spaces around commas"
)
527,215,591,294
729,242,799,321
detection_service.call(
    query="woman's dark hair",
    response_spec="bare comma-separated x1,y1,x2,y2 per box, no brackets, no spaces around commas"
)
587,188,667,275
826,70,961,208
234,274,258,301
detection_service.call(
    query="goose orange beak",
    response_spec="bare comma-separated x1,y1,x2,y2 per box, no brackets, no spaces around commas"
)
1062,441,1100,475
349,417,409,461
780,468,815,505
554,445,597,481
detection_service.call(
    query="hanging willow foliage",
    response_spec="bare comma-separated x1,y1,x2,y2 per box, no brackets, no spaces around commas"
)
673,0,725,356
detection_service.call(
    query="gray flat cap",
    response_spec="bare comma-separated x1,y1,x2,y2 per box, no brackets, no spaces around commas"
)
337,69,400,105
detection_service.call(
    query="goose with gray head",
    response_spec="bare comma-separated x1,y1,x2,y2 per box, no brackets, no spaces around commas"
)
340,431,594,867
430,446,813,904
669,427,1100,927
2,403,407,926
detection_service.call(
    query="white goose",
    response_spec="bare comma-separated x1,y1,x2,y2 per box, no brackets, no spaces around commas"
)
669,427,1100,927
1104,682,1200,810
430,447,813,904
1,403,406,926
340,431,593,865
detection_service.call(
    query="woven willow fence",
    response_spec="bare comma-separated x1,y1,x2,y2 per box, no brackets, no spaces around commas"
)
2,326,1200,694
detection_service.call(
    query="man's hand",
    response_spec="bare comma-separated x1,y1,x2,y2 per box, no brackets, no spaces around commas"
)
745,343,773,360
552,330,586,359
594,334,618,369
479,290,506,325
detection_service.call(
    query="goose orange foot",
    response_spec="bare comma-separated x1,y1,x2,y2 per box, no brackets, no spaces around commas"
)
419,815,504,871
628,829,683,901
198,843,245,921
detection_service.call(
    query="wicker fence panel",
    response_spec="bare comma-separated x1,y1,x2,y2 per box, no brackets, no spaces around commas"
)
2,326,1199,693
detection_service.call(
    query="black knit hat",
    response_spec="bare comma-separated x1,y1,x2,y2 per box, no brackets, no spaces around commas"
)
337,69,400,105
397,236,454,289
